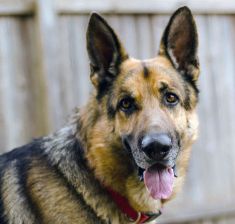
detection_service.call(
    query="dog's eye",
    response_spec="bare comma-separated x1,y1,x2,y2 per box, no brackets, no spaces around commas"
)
119,97,135,112
164,92,179,106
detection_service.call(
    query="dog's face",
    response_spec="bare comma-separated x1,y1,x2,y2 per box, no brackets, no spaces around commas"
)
85,7,199,208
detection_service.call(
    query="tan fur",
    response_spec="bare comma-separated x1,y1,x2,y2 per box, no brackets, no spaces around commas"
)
79,56,199,212
27,159,85,223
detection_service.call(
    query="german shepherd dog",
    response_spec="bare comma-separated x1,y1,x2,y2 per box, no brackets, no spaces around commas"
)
0,6,200,224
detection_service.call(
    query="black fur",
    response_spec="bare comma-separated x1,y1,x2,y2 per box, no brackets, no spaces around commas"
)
0,169,7,224
106,89,119,119
0,140,43,164
142,63,149,78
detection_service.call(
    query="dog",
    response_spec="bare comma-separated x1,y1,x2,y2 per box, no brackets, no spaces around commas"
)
0,6,200,224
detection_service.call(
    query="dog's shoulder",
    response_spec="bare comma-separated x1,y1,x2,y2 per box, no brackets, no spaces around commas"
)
0,139,46,224
0,139,44,168
0,126,104,224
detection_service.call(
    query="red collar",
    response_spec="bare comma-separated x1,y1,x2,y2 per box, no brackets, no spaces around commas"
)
105,187,162,223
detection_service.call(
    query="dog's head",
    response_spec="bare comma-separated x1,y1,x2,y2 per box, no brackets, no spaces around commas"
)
84,7,199,208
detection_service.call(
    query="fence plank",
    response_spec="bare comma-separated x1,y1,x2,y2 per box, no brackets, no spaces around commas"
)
0,0,34,15
58,15,91,111
57,0,235,15
159,205,235,223
2,0,235,16
35,0,67,130
0,16,49,151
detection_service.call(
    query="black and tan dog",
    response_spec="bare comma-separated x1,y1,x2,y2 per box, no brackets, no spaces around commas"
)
0,6,200,224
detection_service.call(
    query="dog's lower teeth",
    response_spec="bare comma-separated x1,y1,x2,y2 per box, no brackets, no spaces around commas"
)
173,165,178,177
138,167,145,181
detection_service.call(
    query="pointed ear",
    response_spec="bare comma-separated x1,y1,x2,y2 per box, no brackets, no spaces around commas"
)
159,7,199,82
86,13,128,98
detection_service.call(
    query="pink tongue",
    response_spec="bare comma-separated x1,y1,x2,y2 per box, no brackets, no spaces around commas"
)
144,166,174,200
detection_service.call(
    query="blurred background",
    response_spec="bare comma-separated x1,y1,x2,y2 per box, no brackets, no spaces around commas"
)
0,0,235,223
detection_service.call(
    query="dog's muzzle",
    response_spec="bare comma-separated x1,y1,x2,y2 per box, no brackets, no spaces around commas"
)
122,132,179,200
122,132,179,178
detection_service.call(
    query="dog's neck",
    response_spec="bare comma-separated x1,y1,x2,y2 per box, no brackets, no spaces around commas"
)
105,186,162,223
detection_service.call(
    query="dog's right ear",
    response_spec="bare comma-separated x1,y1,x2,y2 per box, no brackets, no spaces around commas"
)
87,13,128,99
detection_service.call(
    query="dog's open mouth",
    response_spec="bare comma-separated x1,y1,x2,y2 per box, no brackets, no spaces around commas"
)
138,164,177,200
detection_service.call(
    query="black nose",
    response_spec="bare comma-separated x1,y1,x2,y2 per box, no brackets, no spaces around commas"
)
141,133,172,160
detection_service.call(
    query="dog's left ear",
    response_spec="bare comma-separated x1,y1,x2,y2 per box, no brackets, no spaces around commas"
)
159,6,199,82
87,13,128,98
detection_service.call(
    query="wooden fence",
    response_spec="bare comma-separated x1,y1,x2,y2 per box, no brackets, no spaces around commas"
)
0,0,235,223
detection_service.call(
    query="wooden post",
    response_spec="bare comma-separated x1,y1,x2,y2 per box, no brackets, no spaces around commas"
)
35,0,64,131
